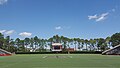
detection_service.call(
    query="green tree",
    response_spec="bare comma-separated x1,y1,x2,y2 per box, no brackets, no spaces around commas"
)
48,37,53,50
15,38,22,52
20,40,25,52
34,36,39,51
111,33,120,47
73,38,77,51
15,38,25,52
9,39,17,52
97,38,107,51
77,38,83,51
24,38,30,52
30,38,34,50
89,39,96,51
62,37,68,51
52,35,61,43
4,36,10,51
38,39,46,52
85,39,89,51
81,39,84,50
0,33,4,48
105,37,111,49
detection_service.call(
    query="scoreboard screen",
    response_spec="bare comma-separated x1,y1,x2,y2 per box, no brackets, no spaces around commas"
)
54,46,60,49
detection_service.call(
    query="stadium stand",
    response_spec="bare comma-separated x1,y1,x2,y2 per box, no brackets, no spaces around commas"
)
102,44,120,55
0,48,12,56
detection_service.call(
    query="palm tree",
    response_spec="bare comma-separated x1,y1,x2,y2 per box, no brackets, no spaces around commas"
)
34,36,39,51
5,36,10,51
55,35,59,43
39,39,46,52
94,38,99,51
48,37,53,51
89,39,96,51
30,38,34,51
15,38,21,52
53,35,56,43
20,40,25,52
9,39,16,52
73,38,77,51
111,32,120,47
0,33,4,49
81,39,84,51
67,38,71,49
105,37,111,49
85,39,89,51
43,39,48,51
63,37,68,51
24,38,30,52
97,38,106,51
77,38,82,51
66,38,72,54
52,35,60,43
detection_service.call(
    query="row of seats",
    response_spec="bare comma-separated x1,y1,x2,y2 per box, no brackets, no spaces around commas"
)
0,51,6,54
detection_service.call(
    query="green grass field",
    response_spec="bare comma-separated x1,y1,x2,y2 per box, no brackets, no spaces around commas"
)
0,54,120,68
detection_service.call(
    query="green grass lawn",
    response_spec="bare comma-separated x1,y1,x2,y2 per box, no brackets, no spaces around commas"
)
0,54,120,68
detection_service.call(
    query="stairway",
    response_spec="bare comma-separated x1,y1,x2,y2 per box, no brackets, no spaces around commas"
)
102,44,120,55
0,48,12,56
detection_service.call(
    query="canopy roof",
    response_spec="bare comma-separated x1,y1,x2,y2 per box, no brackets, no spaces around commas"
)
52,43,62,46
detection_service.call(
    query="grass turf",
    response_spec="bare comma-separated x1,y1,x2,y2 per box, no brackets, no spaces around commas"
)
0,54,120,68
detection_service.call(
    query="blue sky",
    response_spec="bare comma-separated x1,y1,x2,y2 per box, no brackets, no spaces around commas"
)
0,0,120,39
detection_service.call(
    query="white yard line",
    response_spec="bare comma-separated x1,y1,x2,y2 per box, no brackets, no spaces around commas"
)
42,56,47,58
69,56,72,58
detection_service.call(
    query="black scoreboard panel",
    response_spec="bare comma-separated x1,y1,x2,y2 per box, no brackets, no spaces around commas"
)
54,46,60,49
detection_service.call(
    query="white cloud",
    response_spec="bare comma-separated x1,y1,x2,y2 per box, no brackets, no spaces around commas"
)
88,12,109,22
88,14,97,20
96,16,105,22
101,12,109,17
96,12,109,22
0,0,8,5
0,30,6,34
112,9,115,12
5,30,15,35
0,30,15,35
55,26,62,30
19,32,32,37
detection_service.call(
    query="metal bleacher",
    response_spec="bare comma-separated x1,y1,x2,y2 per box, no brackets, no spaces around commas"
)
102,44,120,55
0,48,12,56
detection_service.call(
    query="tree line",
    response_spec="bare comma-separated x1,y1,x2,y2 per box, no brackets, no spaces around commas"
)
0,32,120,53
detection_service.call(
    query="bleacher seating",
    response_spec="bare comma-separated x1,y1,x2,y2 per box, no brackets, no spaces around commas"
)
102,44,120,55
0,48,12,56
